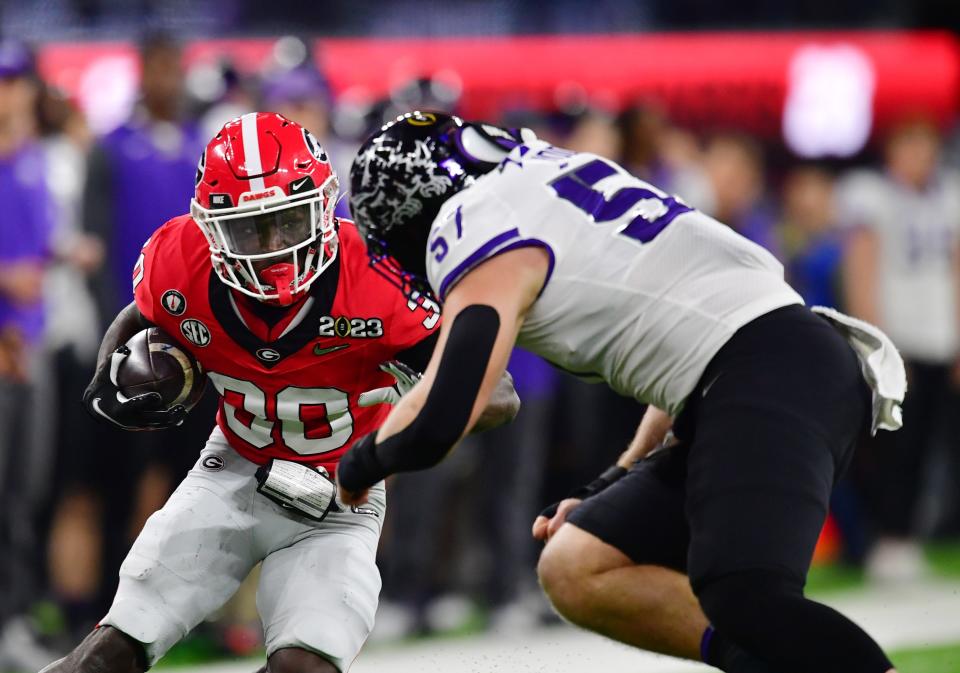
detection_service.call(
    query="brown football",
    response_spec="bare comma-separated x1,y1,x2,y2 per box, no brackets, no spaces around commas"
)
116,327,207,412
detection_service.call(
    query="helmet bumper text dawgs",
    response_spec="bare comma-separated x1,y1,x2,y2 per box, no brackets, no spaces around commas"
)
192,112,339,305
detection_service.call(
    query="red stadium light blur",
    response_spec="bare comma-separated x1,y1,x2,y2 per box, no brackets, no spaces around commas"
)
38,31,960,148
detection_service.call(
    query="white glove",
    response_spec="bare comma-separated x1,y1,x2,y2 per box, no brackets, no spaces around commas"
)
358,360,422,407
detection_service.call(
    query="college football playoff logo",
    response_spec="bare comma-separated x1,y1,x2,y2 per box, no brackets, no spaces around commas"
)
406,111,437,126
180,319,211,347
161,290,186,316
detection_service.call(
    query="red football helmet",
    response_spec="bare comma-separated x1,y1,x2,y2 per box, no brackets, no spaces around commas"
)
191,112,339,305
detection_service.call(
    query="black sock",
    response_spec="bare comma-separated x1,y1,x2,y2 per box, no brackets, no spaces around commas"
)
702,625,777,673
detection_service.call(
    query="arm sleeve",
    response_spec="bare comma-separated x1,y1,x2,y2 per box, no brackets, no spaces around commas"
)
337,305,501,491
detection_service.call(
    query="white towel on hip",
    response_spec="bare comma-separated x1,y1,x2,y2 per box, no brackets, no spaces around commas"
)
812,306,907,434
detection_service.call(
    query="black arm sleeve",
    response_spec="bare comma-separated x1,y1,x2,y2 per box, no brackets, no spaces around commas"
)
337,304,500,491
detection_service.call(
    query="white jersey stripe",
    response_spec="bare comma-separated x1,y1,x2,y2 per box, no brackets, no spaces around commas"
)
240,113,266,192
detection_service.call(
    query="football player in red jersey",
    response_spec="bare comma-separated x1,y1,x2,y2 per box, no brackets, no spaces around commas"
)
43,112,519,673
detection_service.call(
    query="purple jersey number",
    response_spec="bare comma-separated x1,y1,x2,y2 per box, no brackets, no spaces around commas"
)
549,158,692,243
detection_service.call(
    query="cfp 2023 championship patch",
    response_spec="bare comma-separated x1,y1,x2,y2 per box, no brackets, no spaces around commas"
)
161,289,187,316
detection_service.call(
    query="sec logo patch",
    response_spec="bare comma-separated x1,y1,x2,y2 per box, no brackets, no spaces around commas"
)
161,289,187,316
180,319,211,347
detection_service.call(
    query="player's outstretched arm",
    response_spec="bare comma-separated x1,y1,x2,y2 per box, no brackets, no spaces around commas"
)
533,406,674,541
337,246,549,503
619,405,674,467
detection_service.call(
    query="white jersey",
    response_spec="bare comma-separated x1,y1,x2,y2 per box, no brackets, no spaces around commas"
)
425,141,802,415
836,169,960,363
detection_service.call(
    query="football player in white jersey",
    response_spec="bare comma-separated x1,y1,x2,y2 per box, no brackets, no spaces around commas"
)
338,112,906,673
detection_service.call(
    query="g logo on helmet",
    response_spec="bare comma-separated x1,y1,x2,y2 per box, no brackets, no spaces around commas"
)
406,112,437,127
194,150,206,187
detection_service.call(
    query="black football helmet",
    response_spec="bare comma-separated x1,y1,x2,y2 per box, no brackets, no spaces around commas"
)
349,110,528,297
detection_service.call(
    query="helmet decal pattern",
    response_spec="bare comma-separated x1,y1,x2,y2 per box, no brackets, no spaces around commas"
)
351,137,453,235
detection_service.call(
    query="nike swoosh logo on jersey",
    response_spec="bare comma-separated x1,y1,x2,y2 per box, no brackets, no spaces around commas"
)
313,343,350,357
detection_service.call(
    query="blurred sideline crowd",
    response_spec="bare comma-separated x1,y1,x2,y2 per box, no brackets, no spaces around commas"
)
2,33,960,668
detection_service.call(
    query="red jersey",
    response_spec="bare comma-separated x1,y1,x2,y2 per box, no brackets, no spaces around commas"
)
133,215,441,473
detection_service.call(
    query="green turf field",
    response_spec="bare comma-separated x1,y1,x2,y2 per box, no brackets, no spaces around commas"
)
891,641,960,673
151,542,960,669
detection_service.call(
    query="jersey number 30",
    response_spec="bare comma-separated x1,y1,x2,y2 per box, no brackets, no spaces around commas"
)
208,372,352,456
550,158,692,243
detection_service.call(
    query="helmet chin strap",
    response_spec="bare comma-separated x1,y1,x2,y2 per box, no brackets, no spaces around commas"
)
258,263,297,306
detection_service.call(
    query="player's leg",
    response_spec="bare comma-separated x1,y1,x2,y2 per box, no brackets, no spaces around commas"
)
538,447,704,659
266,648,337,673
686,307,894,673
256,483,386,673
61,432,260,669
538,448,774,673
38,626,147,673
539,526,707,657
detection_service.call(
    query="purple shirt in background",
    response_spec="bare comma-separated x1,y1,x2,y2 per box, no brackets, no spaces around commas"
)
0,142,54,343
730,204,781,259
507,347,560,399
98,117,205,311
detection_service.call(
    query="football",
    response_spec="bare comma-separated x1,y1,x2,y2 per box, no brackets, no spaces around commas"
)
116,327,207,412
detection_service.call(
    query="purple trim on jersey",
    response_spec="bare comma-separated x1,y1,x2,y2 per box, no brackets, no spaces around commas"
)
495,238,556,297
437,234,555,302
454,205,464,238
437,228,520,300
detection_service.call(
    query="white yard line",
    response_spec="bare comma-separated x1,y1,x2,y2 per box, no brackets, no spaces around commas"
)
183,580,960,673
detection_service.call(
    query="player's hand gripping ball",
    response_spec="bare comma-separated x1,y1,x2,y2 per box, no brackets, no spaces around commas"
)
84,327,206,431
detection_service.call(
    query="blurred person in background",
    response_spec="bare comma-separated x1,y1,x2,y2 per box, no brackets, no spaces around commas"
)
80,31,216,618
698,132,780,256
565,108,623,160
617,103,708,203
34,83,115,645
260,59,354,193
197,60,258,141
840,118,960,581
0,38,63,672
777,165,843,309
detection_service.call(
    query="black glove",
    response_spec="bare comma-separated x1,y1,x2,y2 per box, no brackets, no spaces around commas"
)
82,346,186,431
539,464,627,520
